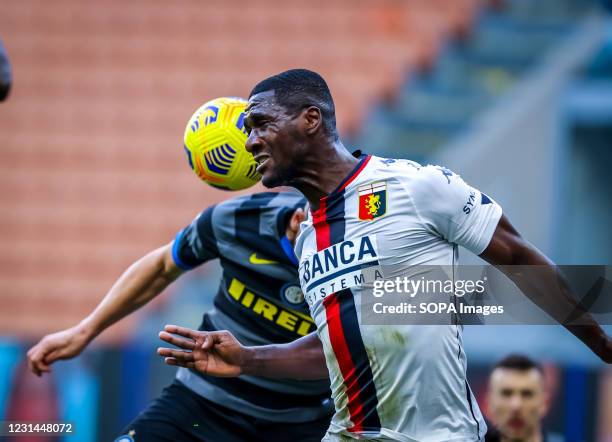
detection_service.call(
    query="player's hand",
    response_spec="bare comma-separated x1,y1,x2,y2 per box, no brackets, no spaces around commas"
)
157,325,247,377
27,325,92,376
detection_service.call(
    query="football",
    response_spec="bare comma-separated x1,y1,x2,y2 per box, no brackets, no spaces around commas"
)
183,97,260,190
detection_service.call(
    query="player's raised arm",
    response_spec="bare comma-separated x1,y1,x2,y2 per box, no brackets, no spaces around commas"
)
26,243,183,376
27,206,219,376
158,326,328,380
408,165,612,363
480,214,612,363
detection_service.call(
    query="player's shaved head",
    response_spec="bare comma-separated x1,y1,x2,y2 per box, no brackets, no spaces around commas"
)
493,354,543,373
246,69,357,203
249,69,338,140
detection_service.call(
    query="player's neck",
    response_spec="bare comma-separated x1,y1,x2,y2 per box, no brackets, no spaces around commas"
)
290,141,358,211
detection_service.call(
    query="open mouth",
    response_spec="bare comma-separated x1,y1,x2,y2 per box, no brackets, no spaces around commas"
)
508,417,525,430
254,154,270,173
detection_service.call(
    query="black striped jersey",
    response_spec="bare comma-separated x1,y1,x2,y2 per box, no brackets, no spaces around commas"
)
295,154,502,441
172,191,332,423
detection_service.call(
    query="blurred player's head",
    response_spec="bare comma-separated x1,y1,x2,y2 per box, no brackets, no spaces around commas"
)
245,69,337,187
487,354,547,441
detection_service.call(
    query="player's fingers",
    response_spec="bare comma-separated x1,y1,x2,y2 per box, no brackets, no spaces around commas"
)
26,348,36,365
164,324,202,341
44,349,65,363
200,331,227,349
26,345,37,358
28,349,47,375
158,331,196,350
27,346,41,363
164,357,181,366
201,331,229,349
202,334,214,349
29,339,60,364
31,357,51,376
33,353,51,370
157,347,195,362
163,358,195,369
27,355,41,376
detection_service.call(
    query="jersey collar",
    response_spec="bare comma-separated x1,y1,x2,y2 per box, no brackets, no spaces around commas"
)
309,151,371,219
329,151,371,196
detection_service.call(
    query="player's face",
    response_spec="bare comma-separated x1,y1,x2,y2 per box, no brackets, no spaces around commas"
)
488,368,546,441
244,91,307,188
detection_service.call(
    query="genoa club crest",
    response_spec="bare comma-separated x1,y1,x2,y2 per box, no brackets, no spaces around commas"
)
358,181,387,220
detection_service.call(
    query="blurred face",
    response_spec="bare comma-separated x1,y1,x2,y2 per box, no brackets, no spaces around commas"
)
488,368,547,441
244,91,310,188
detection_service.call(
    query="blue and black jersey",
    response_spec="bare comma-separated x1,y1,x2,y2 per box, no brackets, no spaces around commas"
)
172,191,332,423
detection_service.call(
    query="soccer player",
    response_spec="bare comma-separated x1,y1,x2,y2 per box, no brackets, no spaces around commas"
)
485,355,562,442
157,69,612,441
0,38,12,101
27,191,333,441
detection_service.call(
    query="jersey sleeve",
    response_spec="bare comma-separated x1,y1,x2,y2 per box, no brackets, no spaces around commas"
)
409,165,502,255
171,205,220,270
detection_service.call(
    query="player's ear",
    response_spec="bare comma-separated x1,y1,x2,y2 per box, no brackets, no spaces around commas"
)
301,106,322,136
291,208,305,227
286,208,305,242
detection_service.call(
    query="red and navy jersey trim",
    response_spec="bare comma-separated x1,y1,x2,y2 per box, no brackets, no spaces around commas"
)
331,154,371,195
311,154,371,250
311,157,381,433
324,289,381,433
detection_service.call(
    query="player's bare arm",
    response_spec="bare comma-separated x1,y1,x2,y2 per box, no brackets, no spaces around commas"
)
158,325,328,380
480,214,612,363
27,243,183,376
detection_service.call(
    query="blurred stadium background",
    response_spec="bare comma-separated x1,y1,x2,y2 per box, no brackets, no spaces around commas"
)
1,0,611,440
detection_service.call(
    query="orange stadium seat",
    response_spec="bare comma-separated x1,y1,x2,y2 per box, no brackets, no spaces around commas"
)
0,0,483,339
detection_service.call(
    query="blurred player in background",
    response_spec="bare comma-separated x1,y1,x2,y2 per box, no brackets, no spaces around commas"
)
158,69,612,441
0,38,12,101
485,354,563,442
27,191,333,441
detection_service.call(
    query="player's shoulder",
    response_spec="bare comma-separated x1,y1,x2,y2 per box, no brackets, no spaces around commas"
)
412,164,459,187
403,164,469,205
370,155,423,173
207,190,305,242
370,156,457,188
215,190,303,213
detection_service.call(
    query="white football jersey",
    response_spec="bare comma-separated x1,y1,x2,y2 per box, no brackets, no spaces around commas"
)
294,154,502,441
